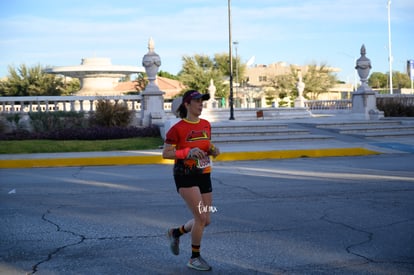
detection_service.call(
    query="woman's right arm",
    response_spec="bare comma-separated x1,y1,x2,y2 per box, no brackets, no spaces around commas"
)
162,144,194,160
162,144,176,159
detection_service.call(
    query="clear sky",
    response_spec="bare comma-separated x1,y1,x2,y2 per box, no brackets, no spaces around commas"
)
0,0,413,83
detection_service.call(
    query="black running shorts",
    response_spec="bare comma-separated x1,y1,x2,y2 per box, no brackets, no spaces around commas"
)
174,173,212,194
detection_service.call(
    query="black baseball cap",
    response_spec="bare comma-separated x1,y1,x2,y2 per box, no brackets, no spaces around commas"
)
182,90,210,104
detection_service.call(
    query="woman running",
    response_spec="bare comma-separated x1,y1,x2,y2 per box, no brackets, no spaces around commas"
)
162,90,220,271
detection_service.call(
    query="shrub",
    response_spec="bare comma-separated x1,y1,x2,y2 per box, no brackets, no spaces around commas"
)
0,125,160,141
0,113,22,132
377,97,414,117
90,100,133,127
5,113,21,126
29,111,87,132
0,116,7,134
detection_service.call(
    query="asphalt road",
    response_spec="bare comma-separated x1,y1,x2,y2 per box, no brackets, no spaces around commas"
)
1,154,414,275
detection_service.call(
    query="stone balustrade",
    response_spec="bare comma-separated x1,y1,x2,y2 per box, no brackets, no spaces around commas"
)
0,95,148,114
305,99,352,112
305,94,414,115
1,94,412,116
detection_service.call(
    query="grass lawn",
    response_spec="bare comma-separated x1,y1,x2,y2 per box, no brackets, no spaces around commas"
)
0,137,164,154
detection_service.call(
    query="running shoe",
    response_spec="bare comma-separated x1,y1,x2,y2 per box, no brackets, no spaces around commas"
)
187,256,212,271
167,228,179,255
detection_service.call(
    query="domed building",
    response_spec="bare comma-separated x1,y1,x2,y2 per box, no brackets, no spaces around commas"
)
44,57,145,96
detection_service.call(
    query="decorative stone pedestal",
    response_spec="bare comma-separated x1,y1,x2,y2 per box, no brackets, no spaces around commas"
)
207,79,218,109
140,38,165,127
141,89,165,127
351,45,384,120
294,73,306,108
352,91,383,120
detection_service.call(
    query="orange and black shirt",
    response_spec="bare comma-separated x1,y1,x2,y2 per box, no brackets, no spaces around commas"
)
165,118,212,176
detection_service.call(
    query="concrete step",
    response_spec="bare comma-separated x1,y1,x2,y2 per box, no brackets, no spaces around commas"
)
212,134,333,144
316,120,402,129
211,120,334,143
212,123,288,132
212,128,309,137
201,107,312,122
338,125,414,134
354,130,414,138
313,120,414,139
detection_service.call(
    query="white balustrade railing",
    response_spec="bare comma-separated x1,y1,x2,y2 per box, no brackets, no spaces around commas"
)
305,95,414,113
1,95,413,115
0,95,147,113
0,95,174,114
305,99,352,110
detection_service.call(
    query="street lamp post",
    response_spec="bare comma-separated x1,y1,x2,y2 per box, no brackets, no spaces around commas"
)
387,0,393,94
228,0,235,120
233,41,239,85
233,41,239,106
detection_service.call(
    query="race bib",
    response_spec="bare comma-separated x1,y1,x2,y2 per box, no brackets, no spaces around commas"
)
196,156,211,169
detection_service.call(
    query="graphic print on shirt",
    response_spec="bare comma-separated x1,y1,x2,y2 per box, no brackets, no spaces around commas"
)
166,119,212,176
186,130,209,142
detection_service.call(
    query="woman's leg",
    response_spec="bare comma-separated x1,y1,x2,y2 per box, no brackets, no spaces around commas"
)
179,187,213,270
180,191,212,233
201,192,212,227
179,186,207,246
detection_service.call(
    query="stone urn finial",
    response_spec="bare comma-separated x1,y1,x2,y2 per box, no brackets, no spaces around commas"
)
148,37,155,52
355,44,372,92
142,37,161,90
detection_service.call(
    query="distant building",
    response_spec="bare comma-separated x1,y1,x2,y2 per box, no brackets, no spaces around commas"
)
245,62,341,87
244,62,352,102
244,62,294,86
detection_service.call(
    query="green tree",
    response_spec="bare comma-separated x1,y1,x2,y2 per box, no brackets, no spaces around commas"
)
369,71,411,90
213,53,245,85
266,63,337,101
178,54,226,99
0,64,78,96
393,71,411,89
267,67,297,99
368,72,387,88
61,77,80,95
158,70,178,80
177,53,245,100
302,64,337,100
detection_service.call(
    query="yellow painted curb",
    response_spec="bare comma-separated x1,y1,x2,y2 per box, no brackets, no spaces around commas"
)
0,147,379,169
215,147,379,162
0,156,173,169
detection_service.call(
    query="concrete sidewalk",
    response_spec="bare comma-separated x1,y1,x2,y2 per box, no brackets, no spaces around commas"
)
1,116,414,169
1,136,412,169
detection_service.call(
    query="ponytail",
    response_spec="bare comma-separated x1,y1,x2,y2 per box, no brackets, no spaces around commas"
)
177,103,187,118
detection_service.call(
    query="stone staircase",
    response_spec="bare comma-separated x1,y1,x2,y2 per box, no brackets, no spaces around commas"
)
210,119,414,144
211,121,333,144
314,120,414,139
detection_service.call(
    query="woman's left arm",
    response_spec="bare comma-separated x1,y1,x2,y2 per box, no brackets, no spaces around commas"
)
209,144,220,158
